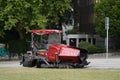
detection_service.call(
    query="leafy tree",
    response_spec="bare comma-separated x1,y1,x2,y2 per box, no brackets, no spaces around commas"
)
95,0,120,38
0,0,71,40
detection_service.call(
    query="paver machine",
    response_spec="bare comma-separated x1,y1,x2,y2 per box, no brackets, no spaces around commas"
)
21,29,90,68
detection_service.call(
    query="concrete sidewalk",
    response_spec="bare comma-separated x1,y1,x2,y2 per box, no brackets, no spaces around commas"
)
86,53,120,69
0,59,120,69
0,61,22,68
87,58,120,69
0,53,120,69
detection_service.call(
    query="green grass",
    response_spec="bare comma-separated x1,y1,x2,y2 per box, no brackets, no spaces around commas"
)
0,68,120,80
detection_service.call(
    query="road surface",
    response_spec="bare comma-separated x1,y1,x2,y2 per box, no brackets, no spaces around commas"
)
87,58,120,69
0,61,22,68
0,58,120,69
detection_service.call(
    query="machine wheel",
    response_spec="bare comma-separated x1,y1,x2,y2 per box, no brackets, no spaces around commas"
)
36,60,41,68
23,60,33,67
22,54,35,67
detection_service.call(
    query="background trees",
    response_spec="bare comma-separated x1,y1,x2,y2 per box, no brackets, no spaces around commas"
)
95,0,120,49
0,0,71,55
0,0,71,40
95,0,120,37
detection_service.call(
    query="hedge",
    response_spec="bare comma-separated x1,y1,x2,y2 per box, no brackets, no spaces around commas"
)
78,41,104,54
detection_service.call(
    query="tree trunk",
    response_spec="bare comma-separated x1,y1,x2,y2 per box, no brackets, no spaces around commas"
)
16,27,25,40
18,30,24,40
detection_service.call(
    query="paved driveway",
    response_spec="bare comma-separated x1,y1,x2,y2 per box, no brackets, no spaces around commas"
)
87,58,120,69
0,61,22,68
0,58,120,69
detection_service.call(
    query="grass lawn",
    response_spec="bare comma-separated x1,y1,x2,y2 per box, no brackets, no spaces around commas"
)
0,68,120,80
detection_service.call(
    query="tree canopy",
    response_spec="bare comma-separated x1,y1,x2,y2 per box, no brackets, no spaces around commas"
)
95,0,120,37
0,0,71,40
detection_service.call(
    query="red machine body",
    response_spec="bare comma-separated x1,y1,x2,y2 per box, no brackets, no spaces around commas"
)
21,29,89,68
47,44,80,63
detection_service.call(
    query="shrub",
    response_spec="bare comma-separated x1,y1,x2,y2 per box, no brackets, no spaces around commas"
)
78,41,104,54
67,29,80,34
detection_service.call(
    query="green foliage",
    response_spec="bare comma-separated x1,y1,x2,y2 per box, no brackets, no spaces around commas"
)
67,28,80,34
0,0,71,37
78,41,104,54
95,0,120,37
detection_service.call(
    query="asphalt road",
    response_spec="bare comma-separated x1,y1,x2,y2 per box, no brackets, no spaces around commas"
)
0,61,22,68
87,58,120,69
0,58,120,69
